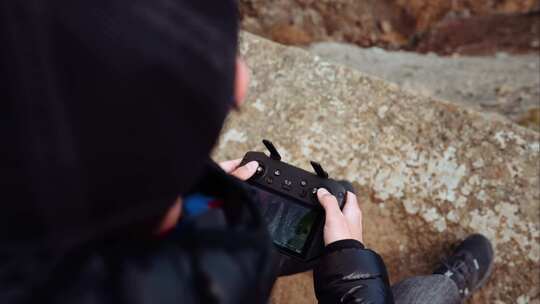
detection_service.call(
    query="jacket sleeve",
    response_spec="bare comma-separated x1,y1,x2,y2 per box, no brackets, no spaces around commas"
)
314,239,394,304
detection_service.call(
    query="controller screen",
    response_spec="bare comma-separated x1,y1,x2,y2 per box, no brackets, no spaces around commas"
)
253,187,318,254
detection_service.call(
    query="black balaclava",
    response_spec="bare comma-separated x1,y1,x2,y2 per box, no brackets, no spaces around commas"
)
0,0,238,261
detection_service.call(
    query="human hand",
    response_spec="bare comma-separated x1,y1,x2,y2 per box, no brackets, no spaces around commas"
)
219,159,259,181
317,188,363,246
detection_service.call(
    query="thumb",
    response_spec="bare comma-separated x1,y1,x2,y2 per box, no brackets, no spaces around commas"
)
317,188,350,245
317,188,342,218
230,161,259,181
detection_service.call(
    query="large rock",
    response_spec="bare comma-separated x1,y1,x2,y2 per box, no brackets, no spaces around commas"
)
213,33,540,303
310,42,540,131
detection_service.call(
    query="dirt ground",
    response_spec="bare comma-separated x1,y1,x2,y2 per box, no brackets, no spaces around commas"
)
239,0,540,55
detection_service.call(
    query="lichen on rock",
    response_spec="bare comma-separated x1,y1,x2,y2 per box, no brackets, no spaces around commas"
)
213,33,540,303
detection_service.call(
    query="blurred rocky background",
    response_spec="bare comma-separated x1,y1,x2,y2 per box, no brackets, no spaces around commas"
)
239,0,539,54
239,0,540,131
226,1,540,303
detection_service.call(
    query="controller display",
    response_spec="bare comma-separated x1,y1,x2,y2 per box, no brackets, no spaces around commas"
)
252,187,318,254
240,140,348,261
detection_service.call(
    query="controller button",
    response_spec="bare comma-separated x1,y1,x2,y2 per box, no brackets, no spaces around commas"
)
311,188,320,204
300,180,307,187
282,179,292,190
254,163,265,177
337,192,344,198
265,177,273,184
274,169,281,176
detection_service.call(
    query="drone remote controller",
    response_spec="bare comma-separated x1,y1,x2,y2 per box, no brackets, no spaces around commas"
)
240,139,348,261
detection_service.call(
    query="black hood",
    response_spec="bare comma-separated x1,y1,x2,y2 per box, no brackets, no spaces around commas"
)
0,0,238,258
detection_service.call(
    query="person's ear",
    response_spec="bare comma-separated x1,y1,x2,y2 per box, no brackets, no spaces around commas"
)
234,57,249,107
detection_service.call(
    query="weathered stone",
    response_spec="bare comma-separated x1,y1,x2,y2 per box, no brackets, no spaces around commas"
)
309,42,540,131
213,33,540,303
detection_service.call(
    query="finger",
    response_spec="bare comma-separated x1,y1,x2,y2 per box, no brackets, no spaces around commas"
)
342,192,363,243
218,159,242,173
318,188,351,245
317,188,343,218
230,161,259,181
342,191,361,220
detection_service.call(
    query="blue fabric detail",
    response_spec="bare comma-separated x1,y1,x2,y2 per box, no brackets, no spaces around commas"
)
183,193,215,217
170,193,218,236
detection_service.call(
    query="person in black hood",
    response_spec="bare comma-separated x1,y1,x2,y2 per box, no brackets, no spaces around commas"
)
1,1,270,302
1,1,494,304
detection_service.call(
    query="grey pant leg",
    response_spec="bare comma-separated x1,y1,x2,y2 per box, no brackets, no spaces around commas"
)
392,274,461,304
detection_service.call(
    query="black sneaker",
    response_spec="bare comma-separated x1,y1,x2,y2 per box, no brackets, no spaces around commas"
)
433,234,494,299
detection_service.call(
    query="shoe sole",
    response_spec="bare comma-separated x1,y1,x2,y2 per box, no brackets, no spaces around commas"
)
467,247,495,298
471,258,494,293
454,234,495,299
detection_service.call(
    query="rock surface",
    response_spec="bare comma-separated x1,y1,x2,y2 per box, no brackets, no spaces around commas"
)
239,0,540,54
213,33,540,303
310,42,540,131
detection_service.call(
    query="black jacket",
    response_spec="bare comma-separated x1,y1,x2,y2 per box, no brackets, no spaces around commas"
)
2,164,393,304
315,240,394,303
